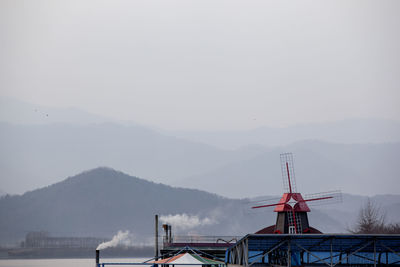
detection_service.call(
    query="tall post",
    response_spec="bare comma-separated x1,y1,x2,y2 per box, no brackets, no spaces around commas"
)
330,238,333,267
96,249,100,267
155,215,159,259
168,225,172,243
374,238,376,267
287,239,291,267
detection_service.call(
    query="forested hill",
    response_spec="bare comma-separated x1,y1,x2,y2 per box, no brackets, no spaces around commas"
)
0,167,238,244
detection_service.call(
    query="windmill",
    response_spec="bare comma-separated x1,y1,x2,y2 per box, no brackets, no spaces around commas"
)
252,153,341,234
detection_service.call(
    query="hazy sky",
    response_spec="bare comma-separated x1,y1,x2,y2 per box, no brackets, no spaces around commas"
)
1,0,399,131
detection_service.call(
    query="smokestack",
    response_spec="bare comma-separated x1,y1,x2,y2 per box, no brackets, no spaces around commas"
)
162,224,168,244
96,249,100,267
155,215,159,259
168,225,172,243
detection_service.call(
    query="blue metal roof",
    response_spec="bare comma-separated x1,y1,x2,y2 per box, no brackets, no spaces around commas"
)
243,234,400,253
226,234,400,266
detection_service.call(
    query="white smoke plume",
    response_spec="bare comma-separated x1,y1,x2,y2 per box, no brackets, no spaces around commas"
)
160,213,215,231
96,230,133,250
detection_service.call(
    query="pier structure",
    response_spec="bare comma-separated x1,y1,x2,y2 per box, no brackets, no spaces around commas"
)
225,234,400,267
158,222,239,260
161,235,240,260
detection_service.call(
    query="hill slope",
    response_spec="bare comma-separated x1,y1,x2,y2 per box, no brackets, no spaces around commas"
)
0,168,229,243
0,168,277,245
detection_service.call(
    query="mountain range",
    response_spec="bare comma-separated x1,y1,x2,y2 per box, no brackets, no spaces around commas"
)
0,168,399,246
1,121,399,197
178,140,400,197
1,97,399,197
0,98,399,245
168,118,400,149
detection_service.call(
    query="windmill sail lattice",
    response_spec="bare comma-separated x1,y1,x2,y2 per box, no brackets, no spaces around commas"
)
280,153,297,193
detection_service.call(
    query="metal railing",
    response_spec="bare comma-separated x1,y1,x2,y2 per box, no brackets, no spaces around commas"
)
98,263,224,266
163,235,240,245
97,245,227,267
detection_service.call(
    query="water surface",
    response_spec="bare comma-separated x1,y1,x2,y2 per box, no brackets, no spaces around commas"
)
0,258,147,267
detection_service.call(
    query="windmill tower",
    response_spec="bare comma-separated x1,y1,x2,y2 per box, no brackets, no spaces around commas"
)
252,153,341,234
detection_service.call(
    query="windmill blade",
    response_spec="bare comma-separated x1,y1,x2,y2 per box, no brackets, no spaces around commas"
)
240,196,281,213
247,196,282,205
252,202,284,209
280,153,297,193
304,190,342,206
239,199,267,215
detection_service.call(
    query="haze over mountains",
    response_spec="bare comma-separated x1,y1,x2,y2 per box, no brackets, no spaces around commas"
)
169,119,400,149
0,97,399,198
0,98,399,245
1,0,399,252
0,96,112,126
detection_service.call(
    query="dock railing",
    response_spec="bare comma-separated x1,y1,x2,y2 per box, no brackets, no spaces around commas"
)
97,263,225,267
163,235,240,247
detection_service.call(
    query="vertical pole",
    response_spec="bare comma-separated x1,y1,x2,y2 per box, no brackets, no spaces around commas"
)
374,239,376,267
330,238,333,267
96,249,100,267
286,161,297,234
287,238,291,267
155,215,159,259
245,239,249,266
168,225,172,243
164,224,169,243
286,162,292,194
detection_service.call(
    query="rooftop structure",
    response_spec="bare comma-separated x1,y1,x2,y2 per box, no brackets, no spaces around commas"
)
161,234,239,260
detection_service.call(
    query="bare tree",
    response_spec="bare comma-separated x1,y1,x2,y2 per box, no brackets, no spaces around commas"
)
351,198,386,234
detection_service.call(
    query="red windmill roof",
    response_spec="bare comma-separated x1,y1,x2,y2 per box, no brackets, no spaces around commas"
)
273,193,311,212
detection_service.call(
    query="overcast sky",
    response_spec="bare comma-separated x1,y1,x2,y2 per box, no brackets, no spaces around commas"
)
1,0,399,131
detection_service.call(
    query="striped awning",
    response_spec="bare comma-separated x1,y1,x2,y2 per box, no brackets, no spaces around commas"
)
152,252,223,265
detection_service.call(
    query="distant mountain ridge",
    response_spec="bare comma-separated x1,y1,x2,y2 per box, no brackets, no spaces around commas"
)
0,121,265,194
1,97,399,197
177,140,400,197
1,121,399,197
167,118,400,149
0,96,112,125
2,97,399,147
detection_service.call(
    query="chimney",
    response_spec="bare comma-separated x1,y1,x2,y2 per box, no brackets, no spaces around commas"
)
155,214,159,259
168,225,172,243
95,249,100,267
163,224,169,243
